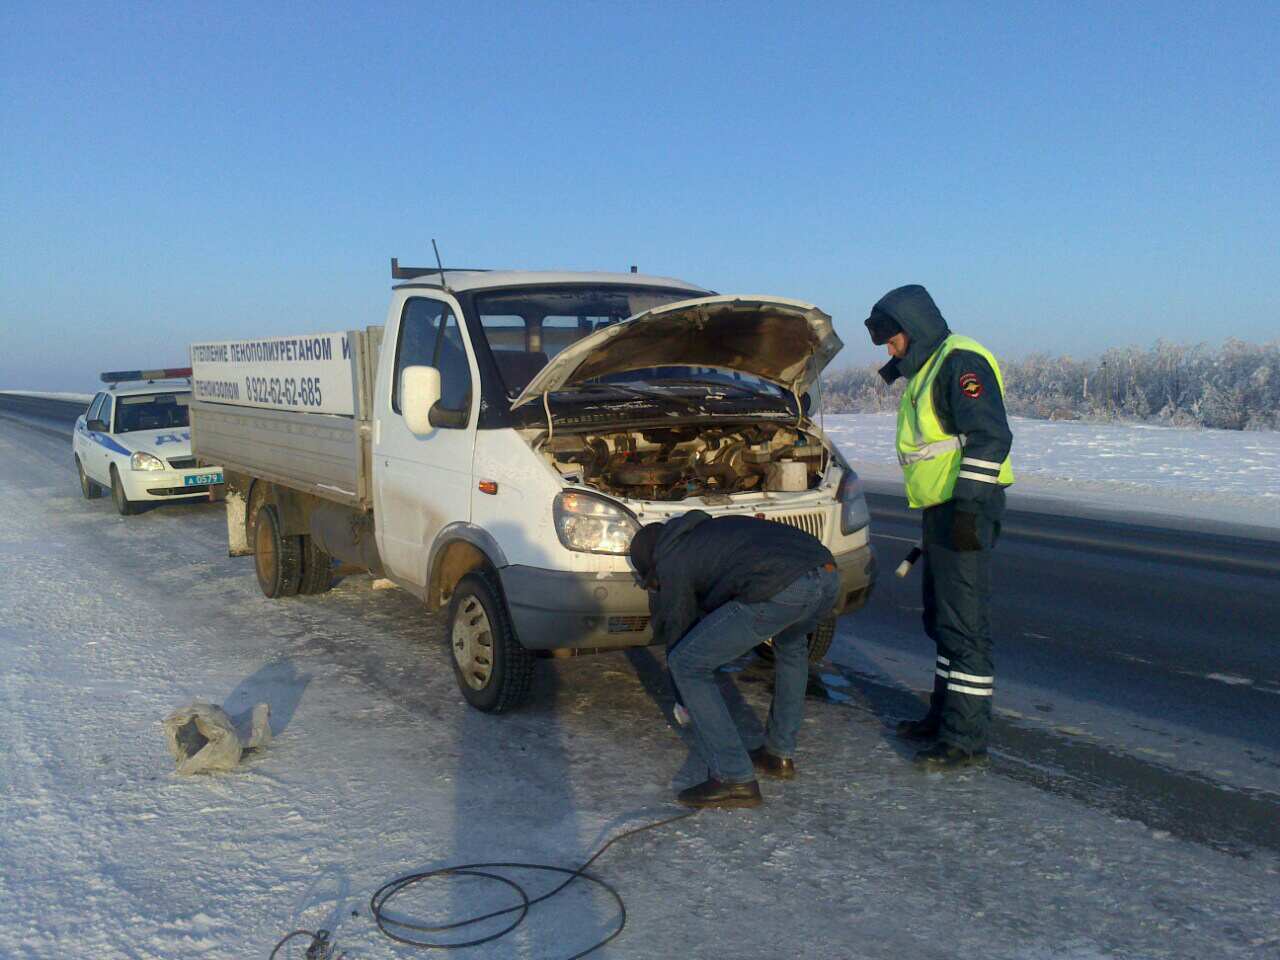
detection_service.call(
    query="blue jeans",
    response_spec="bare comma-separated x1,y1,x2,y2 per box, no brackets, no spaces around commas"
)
667,567,840,783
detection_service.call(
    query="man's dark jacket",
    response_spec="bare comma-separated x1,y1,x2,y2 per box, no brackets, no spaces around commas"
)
644,511,834,650
870,284,1013,516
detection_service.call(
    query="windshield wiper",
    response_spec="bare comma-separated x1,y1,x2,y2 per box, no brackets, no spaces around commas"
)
635,377,784,403
563,382,704,412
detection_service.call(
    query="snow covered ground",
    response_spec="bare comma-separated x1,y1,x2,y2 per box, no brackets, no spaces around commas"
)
823,413,1280,528
2,419,1278,958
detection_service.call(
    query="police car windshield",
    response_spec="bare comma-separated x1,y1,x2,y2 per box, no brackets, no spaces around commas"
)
114,392,190,433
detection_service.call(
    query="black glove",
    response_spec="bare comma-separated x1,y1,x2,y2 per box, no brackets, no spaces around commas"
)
950,510,983,551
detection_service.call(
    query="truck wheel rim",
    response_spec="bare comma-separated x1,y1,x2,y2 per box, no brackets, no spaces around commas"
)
453,596,494,690
255,516,276,582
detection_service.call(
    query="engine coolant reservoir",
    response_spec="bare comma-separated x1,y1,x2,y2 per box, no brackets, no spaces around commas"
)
765,460,808,492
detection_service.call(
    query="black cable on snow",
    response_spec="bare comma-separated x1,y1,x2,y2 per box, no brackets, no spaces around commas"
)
367,807,699,958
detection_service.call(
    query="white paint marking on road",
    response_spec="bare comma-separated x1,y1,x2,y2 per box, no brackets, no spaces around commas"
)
871,533,919,544
1205,673,1254,686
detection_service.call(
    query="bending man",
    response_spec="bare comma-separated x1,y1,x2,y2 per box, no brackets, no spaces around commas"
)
630,510,839,809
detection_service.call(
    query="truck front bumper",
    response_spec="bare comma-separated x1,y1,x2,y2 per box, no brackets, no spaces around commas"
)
499,541,876,652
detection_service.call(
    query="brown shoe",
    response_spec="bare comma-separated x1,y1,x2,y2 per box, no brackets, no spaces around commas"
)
749,747,796,780
677,778,763,809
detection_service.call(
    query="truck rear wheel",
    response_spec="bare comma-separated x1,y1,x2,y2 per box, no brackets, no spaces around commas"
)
297,537,334,595
755,615,837,665
77,457,102,499
254,505,302,598
447,570,534,713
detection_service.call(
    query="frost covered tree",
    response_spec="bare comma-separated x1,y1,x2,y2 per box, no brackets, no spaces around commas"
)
820,339,1279,430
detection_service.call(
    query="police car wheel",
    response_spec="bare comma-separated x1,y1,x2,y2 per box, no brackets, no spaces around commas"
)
109,466,138,516
754,616,837,665
447,570,535,713
76,457,102,499
253,504,302,598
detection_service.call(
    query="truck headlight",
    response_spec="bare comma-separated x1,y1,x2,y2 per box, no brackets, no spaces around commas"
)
837,468,870,534
553,491,639,555
130,451,166,472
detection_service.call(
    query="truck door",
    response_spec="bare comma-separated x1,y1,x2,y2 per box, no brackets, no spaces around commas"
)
373,296,477,587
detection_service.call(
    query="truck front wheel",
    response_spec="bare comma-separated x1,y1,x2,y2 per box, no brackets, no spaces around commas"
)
447,571,534,713
254,505,302,598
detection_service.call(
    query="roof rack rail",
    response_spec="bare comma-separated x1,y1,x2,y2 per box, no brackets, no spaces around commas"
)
391,257,490,280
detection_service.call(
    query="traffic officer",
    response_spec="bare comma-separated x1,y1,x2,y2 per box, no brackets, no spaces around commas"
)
864,284,1014,770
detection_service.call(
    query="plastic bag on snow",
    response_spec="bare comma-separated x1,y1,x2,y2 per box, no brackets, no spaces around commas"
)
163,700,272,775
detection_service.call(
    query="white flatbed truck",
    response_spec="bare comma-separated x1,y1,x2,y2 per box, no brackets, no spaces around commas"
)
190,262,876,711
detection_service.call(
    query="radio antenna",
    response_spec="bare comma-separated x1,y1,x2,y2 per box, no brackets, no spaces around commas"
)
432,239,449,292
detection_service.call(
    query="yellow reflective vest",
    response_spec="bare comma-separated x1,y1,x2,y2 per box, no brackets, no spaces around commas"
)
897,334,1015,508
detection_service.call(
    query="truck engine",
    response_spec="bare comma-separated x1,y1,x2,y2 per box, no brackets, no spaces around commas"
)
537,423,828,502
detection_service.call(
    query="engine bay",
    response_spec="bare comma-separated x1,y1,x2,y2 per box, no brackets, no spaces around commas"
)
537,422,828,502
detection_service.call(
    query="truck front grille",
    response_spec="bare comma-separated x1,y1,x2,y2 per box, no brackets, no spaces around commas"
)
769,510,826,541
167,457,197,469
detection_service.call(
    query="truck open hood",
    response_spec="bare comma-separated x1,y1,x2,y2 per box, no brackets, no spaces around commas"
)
510,295,843,409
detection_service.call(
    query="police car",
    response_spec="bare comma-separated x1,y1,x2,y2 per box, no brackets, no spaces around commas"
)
73,368,224,515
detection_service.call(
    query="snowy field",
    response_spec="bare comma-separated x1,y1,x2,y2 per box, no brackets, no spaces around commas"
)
2,421,1279,958
823,413,1280,528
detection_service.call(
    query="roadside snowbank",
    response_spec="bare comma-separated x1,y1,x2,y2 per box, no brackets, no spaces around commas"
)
824,413,1280,528
0,389,94,403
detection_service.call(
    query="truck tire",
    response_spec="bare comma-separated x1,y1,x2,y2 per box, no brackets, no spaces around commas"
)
755,615,837,665
297,537,334,595
77,457,102,499
109,466,138,516
447,570,535,713
254,505,302,598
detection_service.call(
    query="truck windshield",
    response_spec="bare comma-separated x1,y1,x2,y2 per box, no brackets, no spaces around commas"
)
115,392,191,433
472,286,698,397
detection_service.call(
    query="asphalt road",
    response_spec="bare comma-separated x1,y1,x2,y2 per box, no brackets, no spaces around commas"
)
4,390,1278,856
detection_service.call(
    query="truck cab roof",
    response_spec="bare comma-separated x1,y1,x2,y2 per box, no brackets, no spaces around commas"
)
392,269,712,295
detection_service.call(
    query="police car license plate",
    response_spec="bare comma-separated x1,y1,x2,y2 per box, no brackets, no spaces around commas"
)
184,471,223,486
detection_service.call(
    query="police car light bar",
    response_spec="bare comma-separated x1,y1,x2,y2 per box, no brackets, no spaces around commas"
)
100,367,193,384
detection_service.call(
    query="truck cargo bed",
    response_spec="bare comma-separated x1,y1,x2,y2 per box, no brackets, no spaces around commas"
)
189,402,367,507
188,327,379,508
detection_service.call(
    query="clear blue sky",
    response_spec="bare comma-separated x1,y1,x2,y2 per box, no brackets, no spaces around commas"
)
2,1,1277,391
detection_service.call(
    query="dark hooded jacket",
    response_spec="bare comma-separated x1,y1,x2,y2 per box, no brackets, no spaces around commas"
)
641,510,834,651
870,285,1013,514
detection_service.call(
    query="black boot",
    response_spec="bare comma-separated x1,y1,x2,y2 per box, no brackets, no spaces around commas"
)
677,778,763,809
749,747,796,780
912,741,989,771
895,716,941,742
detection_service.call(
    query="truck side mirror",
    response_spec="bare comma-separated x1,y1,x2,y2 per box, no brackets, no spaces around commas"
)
402,365,442,436
87,419,108,432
